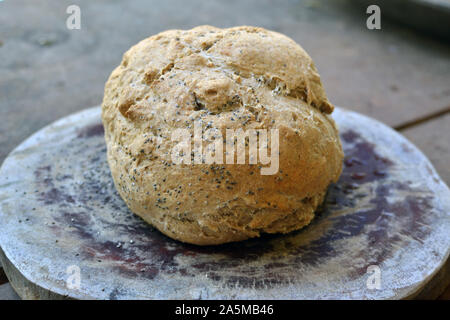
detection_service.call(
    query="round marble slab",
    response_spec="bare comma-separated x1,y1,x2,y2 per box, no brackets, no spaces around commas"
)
0,106,449,300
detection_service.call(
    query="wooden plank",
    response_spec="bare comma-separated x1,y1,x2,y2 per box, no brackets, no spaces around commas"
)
400,113,450,186
0,283,20,300
395,106,450,131
0,0,449,166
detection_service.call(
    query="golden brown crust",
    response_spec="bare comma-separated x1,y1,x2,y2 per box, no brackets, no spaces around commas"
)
101,26,343,245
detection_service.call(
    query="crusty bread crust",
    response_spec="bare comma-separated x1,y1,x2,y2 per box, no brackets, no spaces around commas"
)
101,26,343,245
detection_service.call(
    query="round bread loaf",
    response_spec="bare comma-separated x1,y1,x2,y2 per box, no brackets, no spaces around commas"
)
101,26,343,245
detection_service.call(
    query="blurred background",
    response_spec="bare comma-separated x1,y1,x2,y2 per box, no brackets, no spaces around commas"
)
0,0,449,299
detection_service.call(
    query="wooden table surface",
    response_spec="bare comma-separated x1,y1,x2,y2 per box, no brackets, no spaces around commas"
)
0,0,448,299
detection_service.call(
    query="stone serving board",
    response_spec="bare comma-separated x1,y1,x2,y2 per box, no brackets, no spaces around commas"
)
0,106,449,300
